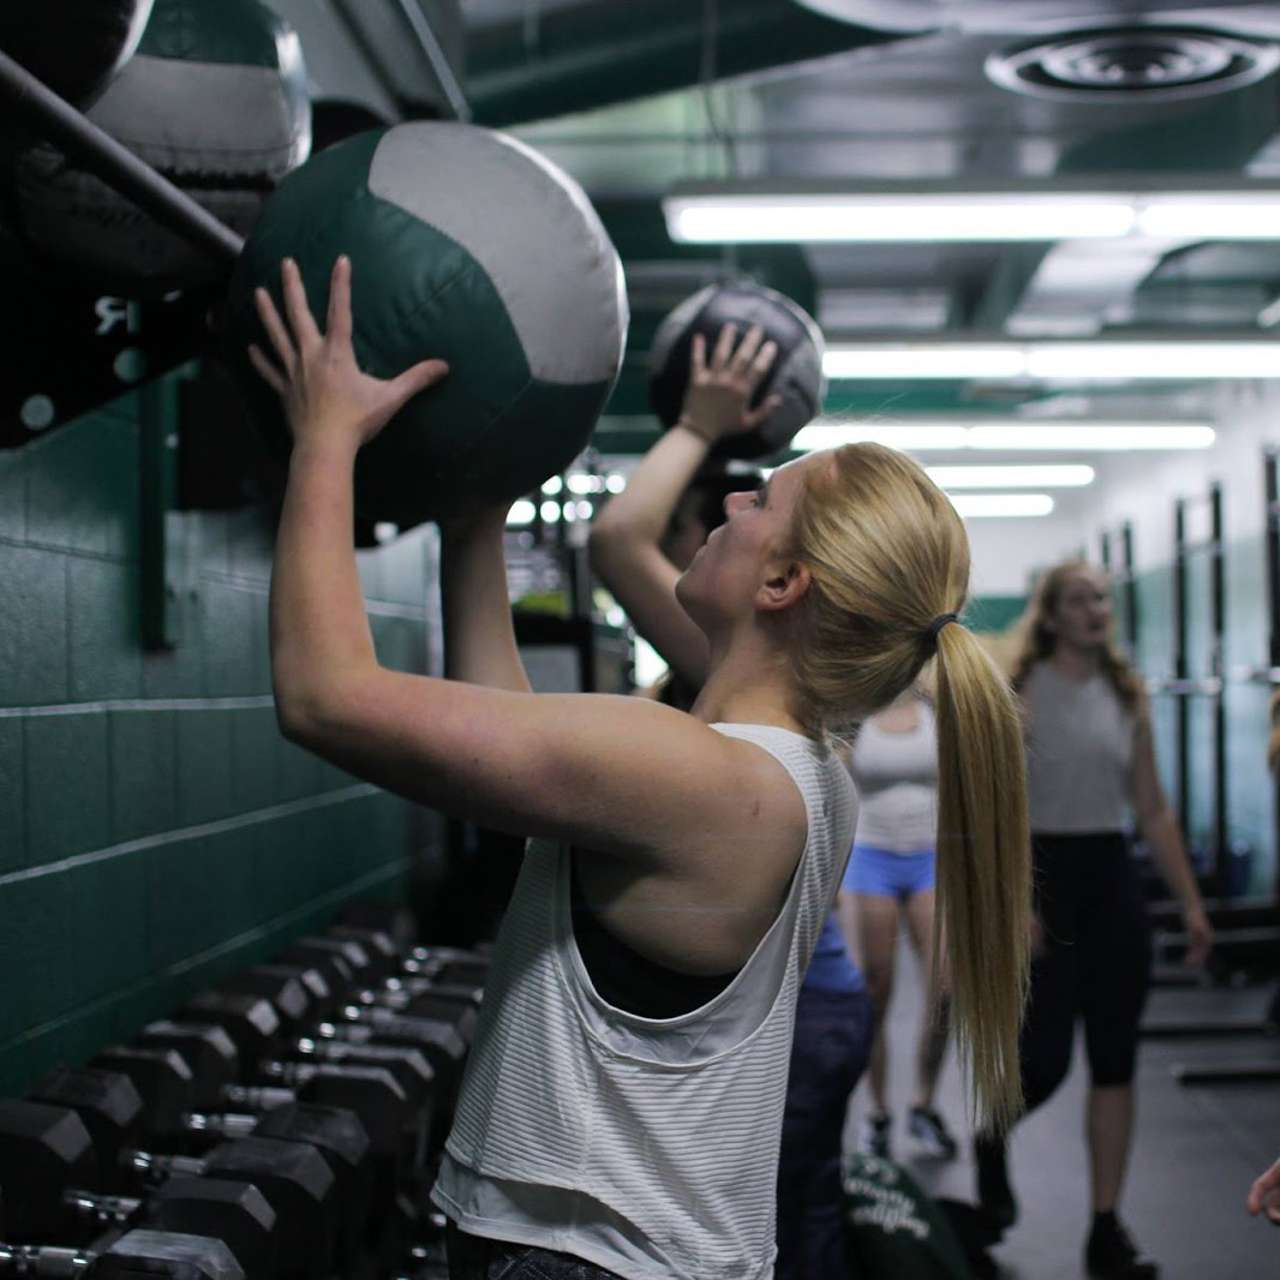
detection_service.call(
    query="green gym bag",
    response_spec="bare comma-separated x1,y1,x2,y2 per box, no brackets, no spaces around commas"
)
843,1154,975,1280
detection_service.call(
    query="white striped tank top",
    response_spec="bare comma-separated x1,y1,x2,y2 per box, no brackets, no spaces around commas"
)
430,722,859,1279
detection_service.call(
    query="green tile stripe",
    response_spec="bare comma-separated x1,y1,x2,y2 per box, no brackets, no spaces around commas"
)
0,858,410,1095
0,782,379,888
0,696,278,719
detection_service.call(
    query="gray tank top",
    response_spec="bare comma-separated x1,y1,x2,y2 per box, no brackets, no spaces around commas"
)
845,701,938,854
1024,662,1135,835
431,723,858,1280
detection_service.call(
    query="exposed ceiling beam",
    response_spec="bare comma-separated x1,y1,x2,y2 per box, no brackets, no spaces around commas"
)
466,0,927,126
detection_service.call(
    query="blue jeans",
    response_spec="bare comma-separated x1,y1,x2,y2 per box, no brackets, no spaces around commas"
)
445,1225,621,1279
776,984,875,1280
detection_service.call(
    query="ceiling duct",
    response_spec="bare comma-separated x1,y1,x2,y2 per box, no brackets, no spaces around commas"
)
792,2,1280,40
985,26,1280,103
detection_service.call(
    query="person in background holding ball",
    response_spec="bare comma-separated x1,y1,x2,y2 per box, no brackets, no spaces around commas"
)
589,321,874,1280
251,255,1031,1280
1248,1158,1280,1225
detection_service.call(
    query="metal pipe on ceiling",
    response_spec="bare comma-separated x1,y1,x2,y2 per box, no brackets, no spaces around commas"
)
466,0,928,126
392,0,471,120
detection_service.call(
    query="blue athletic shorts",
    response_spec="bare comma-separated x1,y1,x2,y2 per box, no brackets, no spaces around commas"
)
843,843,936,900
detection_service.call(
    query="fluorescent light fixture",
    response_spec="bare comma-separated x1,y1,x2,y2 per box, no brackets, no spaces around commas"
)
965,423,1216,451
1135,198,1280,239
507,499,537,525
949,493,1055,518
825,346,1027,380
663,180,1280,245
791,420,1215,452
926,465,1094,489
1024,342,1280,380
665,195,1136,244
823,340,1280,381
793,423,971,451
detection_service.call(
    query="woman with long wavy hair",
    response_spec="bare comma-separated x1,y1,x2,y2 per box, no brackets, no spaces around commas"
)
975,560,1213,1280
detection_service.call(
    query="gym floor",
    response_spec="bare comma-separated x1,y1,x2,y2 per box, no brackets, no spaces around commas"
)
843,935,1280,1278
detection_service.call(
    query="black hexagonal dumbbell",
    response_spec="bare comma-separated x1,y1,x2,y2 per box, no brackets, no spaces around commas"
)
268,935,472,1102
0,1229,246,1280
309,1009,465,1136
326,929,487,1047
130,1026,239,1111
88,1047,378,1273
334,903,419,956
169,1103,372,1275
265,941,480,1063
146,984,430,1183
174,999,280,1079
254,934,476,1163
200,968,437,1124
177,988,434,1266
13,1073,337,1280
0,1100,275,1280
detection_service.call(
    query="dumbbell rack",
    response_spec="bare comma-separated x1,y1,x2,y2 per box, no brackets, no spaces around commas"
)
0,907,485,1280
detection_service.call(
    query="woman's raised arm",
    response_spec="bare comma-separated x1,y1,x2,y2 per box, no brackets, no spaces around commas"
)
589,325,779,687
253,256,805,878
440,508,532,693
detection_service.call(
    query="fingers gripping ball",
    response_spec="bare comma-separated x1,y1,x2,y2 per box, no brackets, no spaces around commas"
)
649,283,825,459
227,122,628,526
0,0,155,107
12,0,311,292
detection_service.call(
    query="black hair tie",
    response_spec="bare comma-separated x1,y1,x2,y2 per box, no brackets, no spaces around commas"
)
926,612,959,643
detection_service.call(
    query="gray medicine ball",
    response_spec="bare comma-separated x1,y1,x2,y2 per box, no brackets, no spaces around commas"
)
648,282,826,459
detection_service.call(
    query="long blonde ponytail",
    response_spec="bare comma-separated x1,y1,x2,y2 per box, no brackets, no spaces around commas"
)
790,443,1030,1130
933,622,1030,1132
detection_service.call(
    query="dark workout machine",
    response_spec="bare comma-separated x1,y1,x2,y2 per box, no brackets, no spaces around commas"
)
1108,451,1280,1073
1165,448,1280,1082
1100,519,1139,656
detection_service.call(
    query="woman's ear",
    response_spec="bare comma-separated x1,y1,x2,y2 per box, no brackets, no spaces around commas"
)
758,560,811,612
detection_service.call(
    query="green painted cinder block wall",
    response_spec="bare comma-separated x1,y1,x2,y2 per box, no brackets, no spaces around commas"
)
0,375,443,1094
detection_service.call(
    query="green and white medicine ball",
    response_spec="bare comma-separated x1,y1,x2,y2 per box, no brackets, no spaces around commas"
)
227,122,629,526
13,0,310,291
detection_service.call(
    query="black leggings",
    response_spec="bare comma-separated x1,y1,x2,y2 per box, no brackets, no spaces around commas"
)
1020,832,1152,1114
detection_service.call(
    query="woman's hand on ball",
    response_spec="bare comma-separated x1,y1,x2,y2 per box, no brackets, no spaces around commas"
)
249,256,449,452
678,323,782,444
1247,1157,1280,1223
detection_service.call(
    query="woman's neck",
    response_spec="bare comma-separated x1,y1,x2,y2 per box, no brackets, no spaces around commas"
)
693,637,809,734
1049,644,1103,681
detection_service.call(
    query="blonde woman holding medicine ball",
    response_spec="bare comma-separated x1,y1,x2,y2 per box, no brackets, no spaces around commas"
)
250,260,1031,1280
